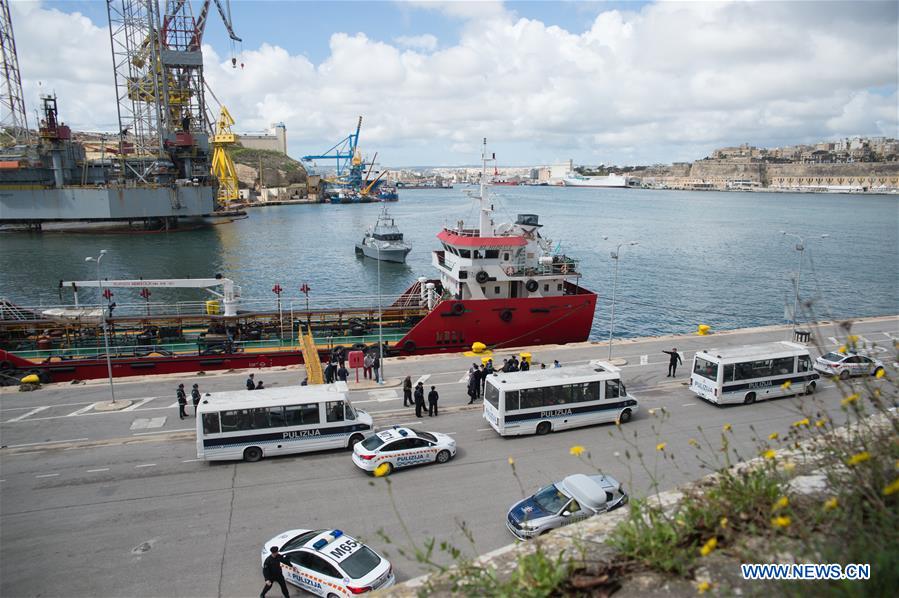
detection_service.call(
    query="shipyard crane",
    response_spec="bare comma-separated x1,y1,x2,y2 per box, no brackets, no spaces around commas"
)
302,116,363,180
0,0,29,144
210,105,239,205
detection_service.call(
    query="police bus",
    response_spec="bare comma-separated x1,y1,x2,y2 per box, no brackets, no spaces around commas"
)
689,341,819,406
196,382,374,462
483,361,639,436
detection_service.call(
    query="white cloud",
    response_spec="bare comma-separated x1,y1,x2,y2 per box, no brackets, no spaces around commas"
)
11,1,899,165
393,34,438,51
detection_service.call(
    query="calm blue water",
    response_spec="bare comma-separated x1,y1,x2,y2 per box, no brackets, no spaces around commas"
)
1,188,896,340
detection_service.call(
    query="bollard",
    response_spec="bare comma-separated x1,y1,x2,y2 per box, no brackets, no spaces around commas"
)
697,324,711,336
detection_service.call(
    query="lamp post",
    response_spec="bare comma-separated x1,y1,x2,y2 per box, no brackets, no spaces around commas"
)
377,245,384,384
85,250,116,404
602,237,638,361
780,231,829,333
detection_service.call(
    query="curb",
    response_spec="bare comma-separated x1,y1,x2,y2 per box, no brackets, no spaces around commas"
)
93,399,134,412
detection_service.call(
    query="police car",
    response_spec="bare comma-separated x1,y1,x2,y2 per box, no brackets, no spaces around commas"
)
351,427,456,474
814,351,885,380
261,528,394,596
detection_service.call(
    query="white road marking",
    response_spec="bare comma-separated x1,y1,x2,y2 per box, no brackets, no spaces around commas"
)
640,355,648,365
135,463,157,468
368,389,398,402
681,403,697,407
476,427,492,432
182,458,202,463
35,473,59,478
130,417,166,430
457,374,470,383
166,402,179,408
884,332,898,341
6,406,51,422
396,420,423,426
132,427,193,436
6,437,89,448
414,374,431,385
87,468,110,473
67,403,99,417
122,397,157,412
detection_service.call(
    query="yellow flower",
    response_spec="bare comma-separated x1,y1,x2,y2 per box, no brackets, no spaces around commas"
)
838,344,847,354
875,368,885,379
696,580,711,594
780,380,792,390
847,334,859,345
723,423,732,432
781,461,796,473
768,432,779,440
373,463,391,477
792,418,810,427
699,537,718,557
762,449,777,460
569,445,585,457
688,438,699,447
815,419,827,428
771,516,791,528
847,452,871,466
883,478,899,496
719,517,728,529
656,442,667,452
823,497,839,511
507,457,515,466
772,496,789,511
841,393,860,406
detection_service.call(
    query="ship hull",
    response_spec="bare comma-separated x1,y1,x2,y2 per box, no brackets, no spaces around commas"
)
355,243,411,263
561,175,628,188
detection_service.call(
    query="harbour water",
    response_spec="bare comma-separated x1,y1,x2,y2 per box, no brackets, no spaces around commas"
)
0,187,896,341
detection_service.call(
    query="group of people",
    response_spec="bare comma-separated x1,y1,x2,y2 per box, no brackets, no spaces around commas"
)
245,373,266,390
402,377,440,417
176,383,203,419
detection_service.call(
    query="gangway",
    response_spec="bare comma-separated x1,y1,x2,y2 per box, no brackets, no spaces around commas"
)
300,325,323,384
60,277,241,316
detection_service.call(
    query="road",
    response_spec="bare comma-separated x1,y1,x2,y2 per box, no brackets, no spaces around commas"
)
1,317,895,597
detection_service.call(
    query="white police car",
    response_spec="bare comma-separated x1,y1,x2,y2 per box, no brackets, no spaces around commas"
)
814,351,885,380
261,528,394,596
352,427,456,474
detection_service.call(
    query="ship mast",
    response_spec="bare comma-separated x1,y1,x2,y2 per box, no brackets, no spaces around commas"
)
479,137,494,237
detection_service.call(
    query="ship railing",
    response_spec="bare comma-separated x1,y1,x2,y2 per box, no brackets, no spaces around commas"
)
505,256,580,278
441,227,481,237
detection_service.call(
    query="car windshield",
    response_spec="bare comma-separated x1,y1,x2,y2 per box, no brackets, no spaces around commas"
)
361,435,385,451
821,353,845,362
281,530,322,553
410,429,436,443
339,545,382,579
531,484,570,513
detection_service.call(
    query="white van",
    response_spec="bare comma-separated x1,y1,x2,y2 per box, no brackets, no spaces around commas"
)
690,341,819,405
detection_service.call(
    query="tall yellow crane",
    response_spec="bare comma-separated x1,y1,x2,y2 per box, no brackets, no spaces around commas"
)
211,105,239,205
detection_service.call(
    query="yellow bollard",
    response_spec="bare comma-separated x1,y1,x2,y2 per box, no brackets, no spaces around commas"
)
20,374,40,384
471,341,487,354
481,355,493,366
697,324,711,336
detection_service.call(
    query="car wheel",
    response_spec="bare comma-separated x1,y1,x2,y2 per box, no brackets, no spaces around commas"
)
328,593,341,598
347,433,364,450
536,421,551,435
744,392,756,405
618,408,632,424
839,369,850,380
243,446,263,462
805,382,816,395
436,450,451,464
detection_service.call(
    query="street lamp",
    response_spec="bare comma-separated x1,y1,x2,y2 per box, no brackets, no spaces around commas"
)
376,244,384,384
602,237,638,361
780,231,829,333
85,250,116,404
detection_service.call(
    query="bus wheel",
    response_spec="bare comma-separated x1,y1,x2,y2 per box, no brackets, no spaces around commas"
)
243,446,263,462
618,408,632,424
436,450,451,464
744,392,756,405
536,421,551,435
805,382,816,395
348,433,364,450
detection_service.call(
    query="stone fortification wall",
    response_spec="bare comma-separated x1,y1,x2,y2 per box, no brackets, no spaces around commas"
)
766,162,899,188
689,159,764,182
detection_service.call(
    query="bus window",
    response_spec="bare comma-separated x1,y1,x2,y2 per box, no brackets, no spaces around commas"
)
723,364,735,382
285,403,320,426
504,390,519,411
268,406,287,427
694,358,719,381
519,387,544,410
203,413,220,434
798,355,811,372
326,401,345,422
545,385,572,406
605,379,623,399
344,403,357,420
773,357,795,375
221,409,252,432
485,383,500,408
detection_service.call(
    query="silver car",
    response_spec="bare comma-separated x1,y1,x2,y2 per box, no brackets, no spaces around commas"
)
506,473,627,539
814,351,885,380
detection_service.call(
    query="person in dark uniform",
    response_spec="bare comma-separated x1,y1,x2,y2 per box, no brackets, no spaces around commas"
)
337,364,349,382
414,382,426,418
428,386,439,416
478,364,486,398
467,369,479,404
256,380,265,390
372,354,381,383
323,362,335,384
663,348,682,377
403,376,413,407
191,384,201,415
246,373,255,390
520,358,530,372
177,384,188,419
260,545,291,598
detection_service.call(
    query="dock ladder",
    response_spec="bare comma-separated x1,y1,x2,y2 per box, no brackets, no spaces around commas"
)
301,325,324,384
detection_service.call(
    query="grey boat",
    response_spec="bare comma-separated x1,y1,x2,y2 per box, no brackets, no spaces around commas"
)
355,206,412,263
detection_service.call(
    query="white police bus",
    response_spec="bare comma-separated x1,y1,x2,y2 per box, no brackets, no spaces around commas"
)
196,382,374,462
483,361,639,436
689,341,819,406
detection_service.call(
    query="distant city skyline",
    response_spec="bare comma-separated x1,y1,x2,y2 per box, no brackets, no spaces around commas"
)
12,1,898,166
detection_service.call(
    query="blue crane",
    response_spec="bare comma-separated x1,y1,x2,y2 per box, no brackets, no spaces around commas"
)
302,116,363,182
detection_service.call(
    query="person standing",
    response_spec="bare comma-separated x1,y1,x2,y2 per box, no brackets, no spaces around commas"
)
467,370,479,404
414,382,426,418
337,364,349,382
191,383,201,415
323,361,334,384
403,376,413,407
260,545,291,598
177,384,188,420
428,385,439,416
477,364,486,398
363,352,374,380
663,348,682,377
520,358,530,372
256,380,265,390
373,354,381,383
246,373,255,390
553,360,561,368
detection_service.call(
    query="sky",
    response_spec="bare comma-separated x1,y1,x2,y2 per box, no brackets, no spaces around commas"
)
9,0,899,167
